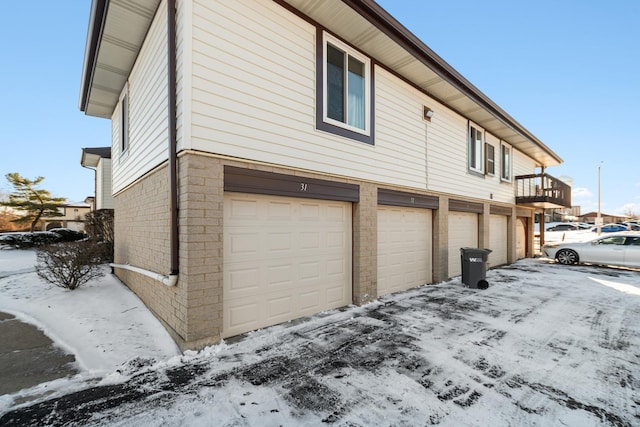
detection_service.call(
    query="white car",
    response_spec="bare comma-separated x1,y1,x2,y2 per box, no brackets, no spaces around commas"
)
542,232,640,268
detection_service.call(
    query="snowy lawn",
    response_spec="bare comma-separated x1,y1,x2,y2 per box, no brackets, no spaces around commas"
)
1,249,640,426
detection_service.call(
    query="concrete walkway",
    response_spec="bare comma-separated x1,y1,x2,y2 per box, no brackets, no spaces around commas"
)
0,312,78,396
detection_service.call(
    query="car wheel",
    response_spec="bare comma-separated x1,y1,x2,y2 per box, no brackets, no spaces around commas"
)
556,249,578,265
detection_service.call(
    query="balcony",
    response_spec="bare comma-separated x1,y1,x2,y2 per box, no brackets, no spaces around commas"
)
515,173,572,209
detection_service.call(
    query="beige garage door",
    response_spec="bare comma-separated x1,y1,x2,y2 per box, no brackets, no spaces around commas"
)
448,212,479,277
516,218,526,259
378,206,432,297
223,193,352,338
489,214,508,267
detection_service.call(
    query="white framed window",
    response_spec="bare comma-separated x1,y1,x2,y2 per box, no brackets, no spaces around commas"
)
485,143,495,176
468,123,484,174
318,31,372,143
120,88,129,156
501,142,512,181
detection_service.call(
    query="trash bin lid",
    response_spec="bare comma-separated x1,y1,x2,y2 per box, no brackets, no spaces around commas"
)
460,247,493,254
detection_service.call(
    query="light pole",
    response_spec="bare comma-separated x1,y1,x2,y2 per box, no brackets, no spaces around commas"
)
597,162,602,235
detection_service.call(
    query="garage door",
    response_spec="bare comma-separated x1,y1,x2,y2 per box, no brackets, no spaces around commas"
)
516,218,526,259
378,206,432,297
489,214,508,267
448,212,478,277
223,193,352,338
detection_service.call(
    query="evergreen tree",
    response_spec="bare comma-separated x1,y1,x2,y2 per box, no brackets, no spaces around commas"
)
1,173,67,232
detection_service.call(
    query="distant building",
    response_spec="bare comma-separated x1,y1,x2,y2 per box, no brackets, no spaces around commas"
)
41,202,91,232
579,211,628,224
81,147,114,211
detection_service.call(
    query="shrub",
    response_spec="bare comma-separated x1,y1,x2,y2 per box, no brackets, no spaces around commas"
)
36,241,106,290
84,209,114,262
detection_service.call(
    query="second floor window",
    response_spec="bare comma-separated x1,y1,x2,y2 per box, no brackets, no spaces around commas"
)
319,32,372,142
501,143,512,181
121,92,129,155
485,143,495,176
468,124,484,174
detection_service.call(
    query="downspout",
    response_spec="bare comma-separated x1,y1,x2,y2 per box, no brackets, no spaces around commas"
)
167,0,179,284
113,0,178,287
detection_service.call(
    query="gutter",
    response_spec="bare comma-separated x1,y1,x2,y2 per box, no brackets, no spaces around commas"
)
79,0,108,112
344,0,563,165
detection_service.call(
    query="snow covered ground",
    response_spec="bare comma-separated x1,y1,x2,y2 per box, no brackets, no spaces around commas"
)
1,248,640,426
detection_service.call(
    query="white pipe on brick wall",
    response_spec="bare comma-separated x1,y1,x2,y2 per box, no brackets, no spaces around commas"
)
111,264,178,287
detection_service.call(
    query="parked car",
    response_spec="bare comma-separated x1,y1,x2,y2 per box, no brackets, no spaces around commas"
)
0,231,62,248
547,224,579,232
592,224,629,233
542,232,640,267
621,222,640,231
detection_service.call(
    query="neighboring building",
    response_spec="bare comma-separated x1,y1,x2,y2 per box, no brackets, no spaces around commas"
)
41,202,91,232
579,212,628,225
81,147,115,210
79,0,570,349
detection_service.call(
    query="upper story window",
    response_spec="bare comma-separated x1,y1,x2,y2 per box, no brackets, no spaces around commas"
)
485,143,495,176
501,143,512,181
120,89,129,156
468,124,484,174
317,31,373,144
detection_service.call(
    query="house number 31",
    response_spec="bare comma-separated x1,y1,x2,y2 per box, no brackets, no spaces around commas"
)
300,183,308,192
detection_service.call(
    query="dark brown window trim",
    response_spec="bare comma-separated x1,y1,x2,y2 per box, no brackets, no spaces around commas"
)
315,27,375,145
378,188,439,209
224,166,359,202
449,199,483,214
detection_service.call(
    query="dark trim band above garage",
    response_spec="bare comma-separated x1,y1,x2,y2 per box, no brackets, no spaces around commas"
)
517,208,534,218
490,205,512,216
224,166,359,202
378,188,439,209
449,199,483,214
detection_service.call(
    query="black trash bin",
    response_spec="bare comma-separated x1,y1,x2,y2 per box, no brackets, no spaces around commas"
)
460,247,492,289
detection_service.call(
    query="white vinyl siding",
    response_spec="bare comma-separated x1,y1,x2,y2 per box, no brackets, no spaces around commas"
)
377,206,432,297
489,214,508,267
223,193,352,338
96,158,114,210
189,0,430,190
92,0,543,204
111,3,169,194
448,212,479,277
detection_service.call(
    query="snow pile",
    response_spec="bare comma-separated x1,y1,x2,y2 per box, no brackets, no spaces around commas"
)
1,250,640,426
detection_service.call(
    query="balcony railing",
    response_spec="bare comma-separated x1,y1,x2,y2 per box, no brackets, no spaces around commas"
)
515,173,572,209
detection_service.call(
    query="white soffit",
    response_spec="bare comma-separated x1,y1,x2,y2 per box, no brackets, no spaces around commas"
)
83,0,161,118
283,0,561,166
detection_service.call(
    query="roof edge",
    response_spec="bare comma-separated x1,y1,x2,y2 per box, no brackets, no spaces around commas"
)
79,0,108,113
345,0,563,165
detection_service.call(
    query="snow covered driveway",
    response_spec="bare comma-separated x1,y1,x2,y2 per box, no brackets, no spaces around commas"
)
3,259,640,426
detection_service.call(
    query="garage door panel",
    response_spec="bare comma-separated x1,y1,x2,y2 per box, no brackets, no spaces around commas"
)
516,219,526,259
224,193,352,338
489,215,508,267
448,212,478,277
378,206,432,297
